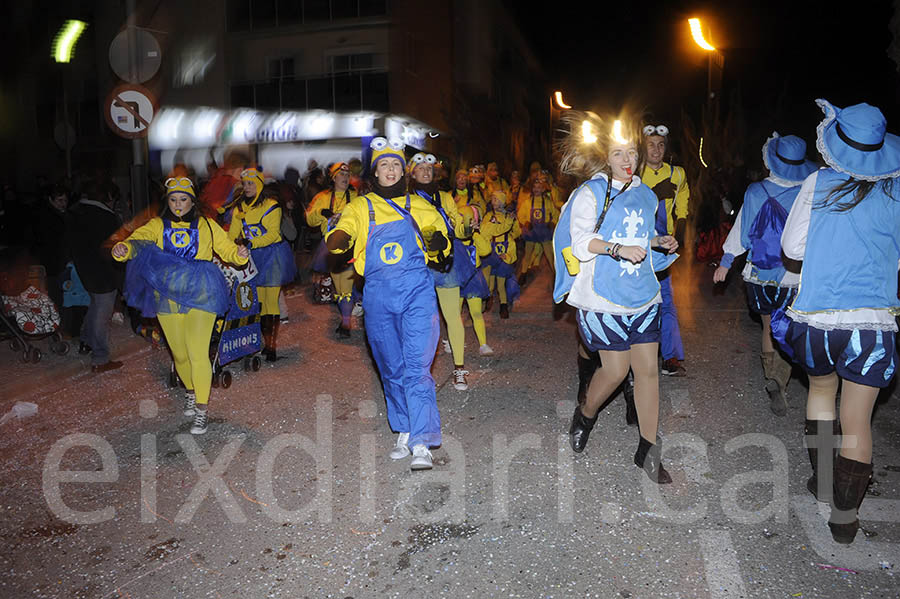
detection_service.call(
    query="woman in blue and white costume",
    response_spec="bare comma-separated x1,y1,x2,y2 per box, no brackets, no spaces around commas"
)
556,111,678,484
713,133,817,416
777,100,900,545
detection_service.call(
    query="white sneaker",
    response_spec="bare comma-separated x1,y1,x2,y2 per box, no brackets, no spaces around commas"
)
479,344,494,356
442,339,452,354
389,432,411,460
190,409,208,435
410,444,433,470
183,391,197,417
452,368,469,391
352,301,364,317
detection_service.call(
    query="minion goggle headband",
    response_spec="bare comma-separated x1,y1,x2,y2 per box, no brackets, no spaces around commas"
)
642,125,669,137
164,177,195,198
369,136,406,168
329,163,350,177
409,152,437,170
240,168,265,184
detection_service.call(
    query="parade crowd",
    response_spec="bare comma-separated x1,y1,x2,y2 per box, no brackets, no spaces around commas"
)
4,97,899,548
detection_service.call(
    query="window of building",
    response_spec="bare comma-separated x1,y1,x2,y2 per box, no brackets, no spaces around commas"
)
227,0,388,30
304,0,331,21
254,0,278,28
277,0,302,25
227,0,251,31
329,52,376,75
267,57,296,80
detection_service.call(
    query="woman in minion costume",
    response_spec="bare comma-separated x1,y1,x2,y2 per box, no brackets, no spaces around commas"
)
553,111,679,484
325,137,451,471
480,190,522,318
451,169,470,209
517,170,559,285
713,133,817,416
777,100,900,545
306,162,359,338
229,167,297,361
409,151,489,390
112,177,249,435
456,203,493,352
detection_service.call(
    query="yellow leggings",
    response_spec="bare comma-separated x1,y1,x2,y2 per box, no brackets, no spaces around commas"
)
257,286,281,315
332,268,355,298
158,310,217,406
523,241,554,272
460,296,487,346
482,266,508,303
436,286,465,366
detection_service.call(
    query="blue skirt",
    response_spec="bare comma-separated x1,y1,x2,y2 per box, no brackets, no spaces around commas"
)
482,252,516,279
124,240,229,317
432,239,480,289
252,241,297,287
460,268,490,299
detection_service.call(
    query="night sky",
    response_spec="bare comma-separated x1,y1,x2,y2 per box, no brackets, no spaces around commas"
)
507,0,899,158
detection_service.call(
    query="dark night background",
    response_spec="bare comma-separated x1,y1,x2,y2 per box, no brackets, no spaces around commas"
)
508,0,899,165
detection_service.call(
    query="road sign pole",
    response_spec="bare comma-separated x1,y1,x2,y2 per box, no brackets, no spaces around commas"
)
126,0,148,214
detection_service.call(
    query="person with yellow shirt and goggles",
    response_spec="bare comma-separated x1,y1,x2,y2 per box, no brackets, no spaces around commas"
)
307,162,360,338
112,177,249,435
229,167,297,362
481,191,522,318
326,137,450,471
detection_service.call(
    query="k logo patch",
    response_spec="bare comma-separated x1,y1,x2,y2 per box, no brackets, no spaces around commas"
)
380,242,403,265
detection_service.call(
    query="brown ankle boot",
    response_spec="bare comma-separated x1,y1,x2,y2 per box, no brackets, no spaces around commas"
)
828,455,873,544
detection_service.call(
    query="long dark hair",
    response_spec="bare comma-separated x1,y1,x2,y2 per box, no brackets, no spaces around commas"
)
817,177,896,212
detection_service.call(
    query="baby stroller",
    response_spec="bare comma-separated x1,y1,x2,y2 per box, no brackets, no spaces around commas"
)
1,265,70,362
167,257,262,390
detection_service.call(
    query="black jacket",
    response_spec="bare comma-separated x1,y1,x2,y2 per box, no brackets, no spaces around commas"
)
65,200,123,294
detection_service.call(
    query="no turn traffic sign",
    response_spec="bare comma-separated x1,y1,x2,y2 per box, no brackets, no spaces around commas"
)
104,83,156,139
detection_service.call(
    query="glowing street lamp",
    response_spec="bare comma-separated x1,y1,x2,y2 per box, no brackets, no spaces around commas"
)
53,20,87,63
554,91,572,110
688,18,715,51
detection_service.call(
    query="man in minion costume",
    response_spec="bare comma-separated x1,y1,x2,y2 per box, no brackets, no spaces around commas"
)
325,137,450,470
306,162,359,338
640,124,690,376
229,167,297,361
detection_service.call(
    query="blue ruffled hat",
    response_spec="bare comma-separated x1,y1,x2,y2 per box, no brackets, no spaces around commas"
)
762,132,817,183
815,99,900,181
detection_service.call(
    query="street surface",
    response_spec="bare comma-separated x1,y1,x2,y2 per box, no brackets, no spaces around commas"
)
2,240,899,598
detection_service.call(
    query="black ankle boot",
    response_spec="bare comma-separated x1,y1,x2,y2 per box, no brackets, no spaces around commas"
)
569,406,598,453
805,419,839,502
634,436,672,484
576,354,599,406
623,370,637,426
829,455,872,544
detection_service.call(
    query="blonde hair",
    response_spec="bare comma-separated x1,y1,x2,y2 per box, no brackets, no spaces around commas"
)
556,110,644,181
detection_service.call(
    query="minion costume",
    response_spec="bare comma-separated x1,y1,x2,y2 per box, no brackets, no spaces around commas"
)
325,138,449,467
456,204,493,349
229,167,297,361
719,133,817,415
114,177,248,434
480,199,522,317
306,162,359,336
639,125,690,373
777,99,900,545
516,180,558,280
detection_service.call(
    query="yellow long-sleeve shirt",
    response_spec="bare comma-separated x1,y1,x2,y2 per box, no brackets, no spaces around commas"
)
481,211,521,264
306,187,358,235
326,193,449,276
114,216,248,266
640,162,690,235
228,198,283,248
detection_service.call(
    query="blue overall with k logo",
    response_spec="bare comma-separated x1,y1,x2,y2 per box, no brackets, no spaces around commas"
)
163,219,199,259
362,194,441,449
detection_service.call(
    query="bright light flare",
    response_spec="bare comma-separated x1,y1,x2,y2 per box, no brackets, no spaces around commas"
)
699,137,709,168
53,20,87,63
688,18,716,51
582,121,597,144
554,91,571,110
611,120,628,144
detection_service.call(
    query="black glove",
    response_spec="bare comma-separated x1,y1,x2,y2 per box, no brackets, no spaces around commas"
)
426,230,448,253
651,179,677,201
320,208,334,219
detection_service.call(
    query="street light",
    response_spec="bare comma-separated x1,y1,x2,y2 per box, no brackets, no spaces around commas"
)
688,17,724,113
53,20,88,179
554,91,572,110
549,91,571,159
